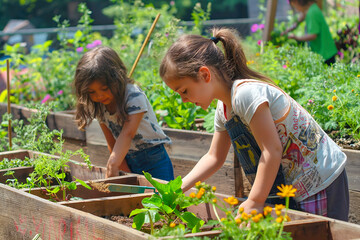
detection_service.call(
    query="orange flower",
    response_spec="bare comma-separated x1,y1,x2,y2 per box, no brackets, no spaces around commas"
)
212,186,217,192
212,198,217,203
251,210,257,216
195,181,201,186
170,222,176,228
189,192,196,198
327,105,334,110
276,216,284,223
277,184,297,198
235,218,242,224
332,96,337,101
223,196,239,205
263,206,273,216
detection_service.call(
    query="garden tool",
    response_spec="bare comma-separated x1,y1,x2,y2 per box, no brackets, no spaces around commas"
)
107,183,156,194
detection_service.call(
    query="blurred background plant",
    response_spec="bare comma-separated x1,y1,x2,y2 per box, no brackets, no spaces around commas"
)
0,0,359,142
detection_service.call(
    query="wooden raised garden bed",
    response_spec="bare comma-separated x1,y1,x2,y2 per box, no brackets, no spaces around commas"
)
1,150,360,239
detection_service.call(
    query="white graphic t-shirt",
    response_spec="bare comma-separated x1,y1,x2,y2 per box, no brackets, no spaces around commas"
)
215,79,347,202
99,84,171,153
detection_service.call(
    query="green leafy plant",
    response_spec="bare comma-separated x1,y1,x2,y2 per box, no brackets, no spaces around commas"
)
130,174,295,239
130,172,205,236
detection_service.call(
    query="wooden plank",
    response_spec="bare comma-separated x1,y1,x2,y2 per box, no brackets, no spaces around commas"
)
343,149,360,191
262,0,278,42
0,149,31,161
0,183,149,240
283,219,330,240
0,166,34,184
233,152,244,198
60,194,150,217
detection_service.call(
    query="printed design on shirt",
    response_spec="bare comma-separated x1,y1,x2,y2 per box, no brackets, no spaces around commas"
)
298,120,322,151
128,91,142,100
127,105,142,113
108,120,122,138
277,106,324,199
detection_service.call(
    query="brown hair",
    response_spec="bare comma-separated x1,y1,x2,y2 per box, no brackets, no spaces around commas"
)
74,46,134,130
160,27,272,89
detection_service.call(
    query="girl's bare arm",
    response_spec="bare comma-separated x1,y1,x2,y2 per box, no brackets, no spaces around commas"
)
105,112,145,178
182,130,231,192
239,102,282,214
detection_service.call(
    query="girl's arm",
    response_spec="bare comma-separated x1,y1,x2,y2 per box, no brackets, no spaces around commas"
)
105,112,145,178
100,123,116,153
100,123,131,173
182,130,231,192
239,102,283,214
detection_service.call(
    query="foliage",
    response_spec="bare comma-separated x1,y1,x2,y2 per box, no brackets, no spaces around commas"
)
131,174,294,239
0,157,33,170
0,102,92,201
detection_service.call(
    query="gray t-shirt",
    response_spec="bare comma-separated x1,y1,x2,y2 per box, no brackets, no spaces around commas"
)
99,84,171,153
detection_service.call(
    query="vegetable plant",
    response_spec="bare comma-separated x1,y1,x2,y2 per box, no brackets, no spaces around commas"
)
130,172,295,239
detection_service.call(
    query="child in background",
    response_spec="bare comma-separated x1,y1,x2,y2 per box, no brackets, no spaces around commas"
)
74,46,174,181
282,0,338,65
159,28,349,221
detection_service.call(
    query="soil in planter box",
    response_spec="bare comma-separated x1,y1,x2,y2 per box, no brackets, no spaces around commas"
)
108,215,163,234
89,181,110,193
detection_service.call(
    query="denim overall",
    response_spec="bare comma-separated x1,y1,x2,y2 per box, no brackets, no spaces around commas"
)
224,115,297,207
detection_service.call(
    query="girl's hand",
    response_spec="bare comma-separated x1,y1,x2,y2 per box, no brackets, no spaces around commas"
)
106,158,122,178
237,198,265,217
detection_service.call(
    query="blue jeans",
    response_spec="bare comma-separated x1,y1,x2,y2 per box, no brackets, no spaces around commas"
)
125,144,174,181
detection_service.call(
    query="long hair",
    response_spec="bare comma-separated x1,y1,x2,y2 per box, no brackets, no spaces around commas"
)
160,27,272,89
289,0,315,6
74,46,134,130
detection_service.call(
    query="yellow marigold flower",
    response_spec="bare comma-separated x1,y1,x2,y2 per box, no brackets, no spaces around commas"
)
263,206,273,216
333,89,336,93
235,218,242,224
170,222,176,228
212,186,216,192
357,75,360,78
251,210,257,216
252,216,260,223
277,184,297,198
332,96,337,101
196,192,203,199
327,105,334,110
199,188,206,193
239,207,244,213
221,218,226,222
275,204,285,211
276,216,283,223
241,212,249,220
276,210,282,216
212,198,217,203
223,196,239,205
257,213,263,219
189,192,196,198
195,181,201,187
352,89,355,92
226,211,232,215
256,52,260,56
285,215,291,222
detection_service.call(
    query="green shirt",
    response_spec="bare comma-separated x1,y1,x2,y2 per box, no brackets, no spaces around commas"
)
305,3,338,61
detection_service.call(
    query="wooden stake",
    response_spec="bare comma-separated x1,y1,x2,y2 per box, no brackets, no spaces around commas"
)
6,59,12,149
127,13,161,78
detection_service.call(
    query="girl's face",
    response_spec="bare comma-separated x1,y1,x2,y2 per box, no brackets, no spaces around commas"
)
290,1,305,12
88,80,115,106
164,70,214,110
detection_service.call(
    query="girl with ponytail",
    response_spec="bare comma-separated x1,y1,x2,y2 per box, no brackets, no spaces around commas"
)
159,28,349,221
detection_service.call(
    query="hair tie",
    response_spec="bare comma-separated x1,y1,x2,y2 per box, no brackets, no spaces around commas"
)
210,36,219,44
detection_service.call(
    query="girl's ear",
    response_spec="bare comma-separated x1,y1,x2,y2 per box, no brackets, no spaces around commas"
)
198,66,211,83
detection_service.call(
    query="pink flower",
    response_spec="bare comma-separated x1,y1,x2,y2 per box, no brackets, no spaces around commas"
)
257,40,262,46
258,24,265,30
282,64,287,69
170,1,175,6
41,94,51,104
251,24,258,33
57,90,63,95
76,47,83,52
93,40,102,46
165,32,169,38
307,99,314,105
86,43,95,49
338,51,344,59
